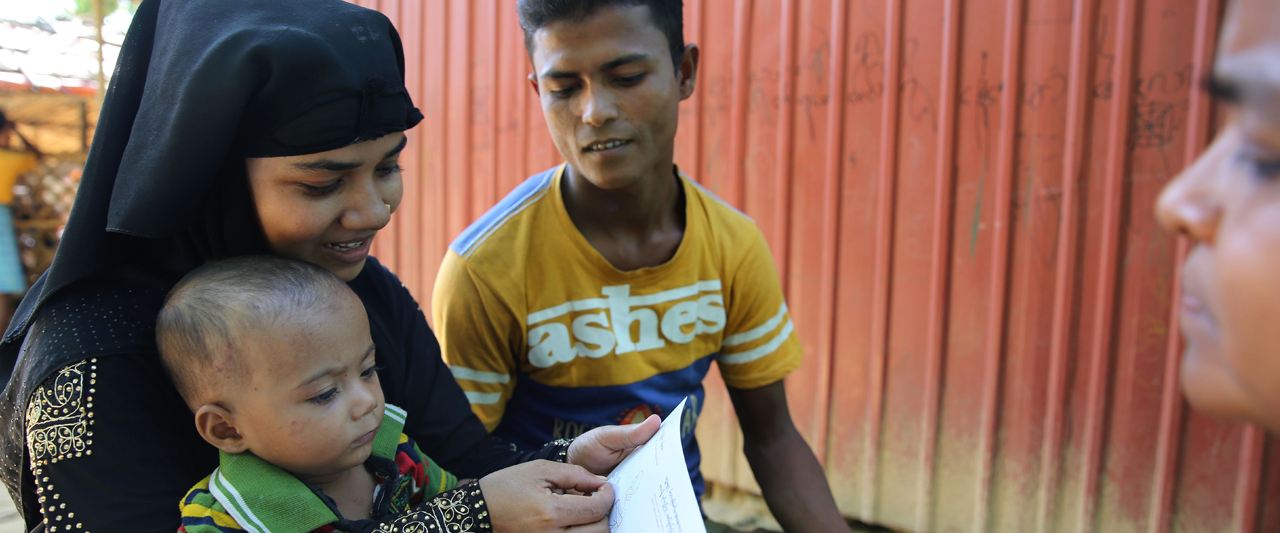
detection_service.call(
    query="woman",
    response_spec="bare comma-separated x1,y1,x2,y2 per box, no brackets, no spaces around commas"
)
1156,0,1280,432
0,112,39,321
0,0,655,531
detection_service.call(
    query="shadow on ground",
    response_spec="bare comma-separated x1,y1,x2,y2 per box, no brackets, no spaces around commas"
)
702,482,897,532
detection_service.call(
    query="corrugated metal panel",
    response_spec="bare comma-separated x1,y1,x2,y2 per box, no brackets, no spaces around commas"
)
359,1,1278,531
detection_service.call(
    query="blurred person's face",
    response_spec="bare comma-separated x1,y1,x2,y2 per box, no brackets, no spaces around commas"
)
527,4,697,190
1156,0,1280,431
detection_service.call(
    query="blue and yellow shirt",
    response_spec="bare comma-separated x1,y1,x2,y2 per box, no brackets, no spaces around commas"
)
433,165,801,496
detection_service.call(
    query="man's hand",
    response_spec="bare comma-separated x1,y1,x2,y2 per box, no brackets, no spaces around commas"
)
479,460,615,532
567,415,661,475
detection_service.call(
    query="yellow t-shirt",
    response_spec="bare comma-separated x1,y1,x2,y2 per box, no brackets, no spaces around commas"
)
0,149,36,205
432,165,801,496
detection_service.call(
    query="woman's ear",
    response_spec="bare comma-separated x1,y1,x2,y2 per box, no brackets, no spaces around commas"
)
194,404,248,454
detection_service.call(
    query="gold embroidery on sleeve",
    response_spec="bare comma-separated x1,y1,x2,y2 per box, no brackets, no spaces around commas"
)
374,482,489,532
27,359,96,531
26,359,96,466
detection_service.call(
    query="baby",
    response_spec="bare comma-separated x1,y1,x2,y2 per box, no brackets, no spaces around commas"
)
157,256,458,531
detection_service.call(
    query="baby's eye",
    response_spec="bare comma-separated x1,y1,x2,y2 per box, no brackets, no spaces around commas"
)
311,388,339,405
360,365,383,379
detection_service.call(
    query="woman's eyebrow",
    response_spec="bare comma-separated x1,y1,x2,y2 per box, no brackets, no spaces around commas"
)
1210,50,1280,107
291,159,362,172
289,136,407,172
383,136,408,159
1204,75,1241,103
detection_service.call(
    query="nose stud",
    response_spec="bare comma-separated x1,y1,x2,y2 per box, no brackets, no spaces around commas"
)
385,203,392,213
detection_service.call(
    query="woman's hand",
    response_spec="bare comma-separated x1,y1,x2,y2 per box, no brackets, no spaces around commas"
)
480,460,616,532
566,415,661,475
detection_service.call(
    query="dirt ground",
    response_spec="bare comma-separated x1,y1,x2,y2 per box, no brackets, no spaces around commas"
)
701,483,893,533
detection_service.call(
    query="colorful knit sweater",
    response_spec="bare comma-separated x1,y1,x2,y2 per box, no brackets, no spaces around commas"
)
177,404,471,533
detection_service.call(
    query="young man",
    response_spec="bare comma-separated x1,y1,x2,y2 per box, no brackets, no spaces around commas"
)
433,1,850,531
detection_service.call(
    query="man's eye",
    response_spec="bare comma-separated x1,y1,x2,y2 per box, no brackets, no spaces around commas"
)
550,86,578,98
616,74,644,86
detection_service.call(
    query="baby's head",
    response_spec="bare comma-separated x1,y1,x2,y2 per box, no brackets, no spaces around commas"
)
157,256,384,481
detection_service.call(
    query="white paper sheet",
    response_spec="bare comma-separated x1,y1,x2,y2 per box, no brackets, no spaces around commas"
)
606,398,707,533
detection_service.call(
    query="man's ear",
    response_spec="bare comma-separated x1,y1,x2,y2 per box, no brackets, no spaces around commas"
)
677,44,700,101
528,73,541,96
194,404,248,454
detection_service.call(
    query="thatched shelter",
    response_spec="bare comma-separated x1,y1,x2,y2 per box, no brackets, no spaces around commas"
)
0,10,121,285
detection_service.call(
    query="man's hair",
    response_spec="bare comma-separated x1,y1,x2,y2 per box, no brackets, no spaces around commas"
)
156,256,355,406
517,0,685,71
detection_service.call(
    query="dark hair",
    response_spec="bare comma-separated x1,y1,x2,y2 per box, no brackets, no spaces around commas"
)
518,0,685,71
156,256,355,405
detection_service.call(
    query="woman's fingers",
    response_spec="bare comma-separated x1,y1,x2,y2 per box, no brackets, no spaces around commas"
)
567,415,663,474
480,460,617,532
599,414,660,450
541,461,611,493
626,414,661,447
562,516,612,533
551,480,614,525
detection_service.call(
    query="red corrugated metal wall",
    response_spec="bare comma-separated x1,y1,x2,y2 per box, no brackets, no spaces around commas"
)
357,1,1280,531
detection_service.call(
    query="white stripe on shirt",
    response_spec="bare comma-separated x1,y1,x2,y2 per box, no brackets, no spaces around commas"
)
719,320,795,365
449,366,511,384
723,303,789,347
464,391,503,405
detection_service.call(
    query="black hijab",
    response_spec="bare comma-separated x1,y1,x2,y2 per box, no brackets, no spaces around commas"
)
0,0,421,511
10,0,422,337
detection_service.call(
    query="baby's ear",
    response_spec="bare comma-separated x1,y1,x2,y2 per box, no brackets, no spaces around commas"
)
194,404,248,454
